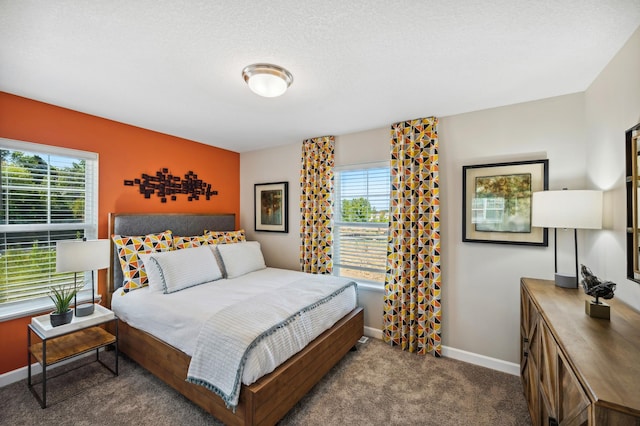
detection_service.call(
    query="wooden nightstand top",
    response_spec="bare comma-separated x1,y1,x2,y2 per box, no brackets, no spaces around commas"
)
30,304,115,338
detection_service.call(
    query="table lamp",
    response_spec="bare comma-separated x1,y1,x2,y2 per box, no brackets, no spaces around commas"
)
56,239,110,316
531,189,603,288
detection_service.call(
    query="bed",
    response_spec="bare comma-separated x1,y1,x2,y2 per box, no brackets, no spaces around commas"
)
106,212,364,426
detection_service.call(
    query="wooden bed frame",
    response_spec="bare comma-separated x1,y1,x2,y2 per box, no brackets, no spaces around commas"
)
107,213,364,426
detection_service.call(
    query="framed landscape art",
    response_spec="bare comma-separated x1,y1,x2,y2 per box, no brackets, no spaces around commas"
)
254,181,288,233
462,159,548,246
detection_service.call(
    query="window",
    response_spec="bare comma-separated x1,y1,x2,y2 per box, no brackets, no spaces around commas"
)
0,139,98,320
334,163,390,284
471,197,505,225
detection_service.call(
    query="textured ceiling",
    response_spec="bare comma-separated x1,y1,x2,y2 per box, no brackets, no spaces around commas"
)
1,1,639,153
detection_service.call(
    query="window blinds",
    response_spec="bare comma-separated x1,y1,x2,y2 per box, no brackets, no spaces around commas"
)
0,144,98,305
334,166,390,283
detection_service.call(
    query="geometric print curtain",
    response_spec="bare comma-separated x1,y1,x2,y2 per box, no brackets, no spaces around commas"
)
299,135,335,274
383,117,441,356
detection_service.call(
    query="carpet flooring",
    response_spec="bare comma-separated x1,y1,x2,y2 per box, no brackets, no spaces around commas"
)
1,338,531,425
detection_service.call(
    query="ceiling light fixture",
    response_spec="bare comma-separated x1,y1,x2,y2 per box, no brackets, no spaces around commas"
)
242,63,293,98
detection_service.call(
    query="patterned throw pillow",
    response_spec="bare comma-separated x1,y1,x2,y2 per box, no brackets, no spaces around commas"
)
172,234,209,250
112,230,173,292
204,229,246,245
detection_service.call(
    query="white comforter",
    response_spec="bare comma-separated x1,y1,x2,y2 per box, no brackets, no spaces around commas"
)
186,276,357,408
110,268,358,389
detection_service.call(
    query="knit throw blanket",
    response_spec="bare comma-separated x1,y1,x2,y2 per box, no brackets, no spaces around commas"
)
186,277,357,409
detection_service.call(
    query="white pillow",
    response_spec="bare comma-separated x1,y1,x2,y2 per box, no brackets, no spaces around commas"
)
216,241,266,279
139,252,163,292
142,245,223,293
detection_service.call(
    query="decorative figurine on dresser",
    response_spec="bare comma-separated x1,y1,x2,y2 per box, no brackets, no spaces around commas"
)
580,264,616,319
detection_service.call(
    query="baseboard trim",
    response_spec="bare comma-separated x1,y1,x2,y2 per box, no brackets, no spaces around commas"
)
0,351,94,388
363,327,519,376
442,346,520,376
363,325,383,340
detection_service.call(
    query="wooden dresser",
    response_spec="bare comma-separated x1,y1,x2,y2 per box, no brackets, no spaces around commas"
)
520,277,640,425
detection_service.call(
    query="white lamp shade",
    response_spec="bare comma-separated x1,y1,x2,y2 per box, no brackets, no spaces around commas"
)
56,239,110,273
531,190,603,229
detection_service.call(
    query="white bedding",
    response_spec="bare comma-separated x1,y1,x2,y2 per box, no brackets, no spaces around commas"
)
110,267,358,387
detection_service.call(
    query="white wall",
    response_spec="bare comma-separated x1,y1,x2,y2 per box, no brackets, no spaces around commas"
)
584,26,640,310
241,143,301,270
240,128,390,334
439,93,586,363
240,26,640,366
241,95,587,365
240,127,391,271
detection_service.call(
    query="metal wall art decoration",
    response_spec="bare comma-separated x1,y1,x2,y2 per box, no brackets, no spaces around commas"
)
462,159,548,245
124,168,218,203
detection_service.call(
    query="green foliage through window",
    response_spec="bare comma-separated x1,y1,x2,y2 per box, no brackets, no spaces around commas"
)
334,165,390,283
0,144,96,307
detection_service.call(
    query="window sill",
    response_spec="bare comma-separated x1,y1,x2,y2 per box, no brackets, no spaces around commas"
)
0,293,102,322
353,280,385,293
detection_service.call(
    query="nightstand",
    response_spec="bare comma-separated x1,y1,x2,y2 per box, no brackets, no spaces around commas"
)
27,304,119,408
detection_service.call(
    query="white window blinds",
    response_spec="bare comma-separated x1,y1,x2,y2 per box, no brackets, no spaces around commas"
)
334,164,390,284
0,139,98,313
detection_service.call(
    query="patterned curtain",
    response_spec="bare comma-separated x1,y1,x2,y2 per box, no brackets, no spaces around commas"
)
299,136,335,274
383,117,441,356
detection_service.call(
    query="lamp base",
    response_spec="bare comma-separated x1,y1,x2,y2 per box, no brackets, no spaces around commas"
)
75,303,95,317
554,273,578,288
585,300,610,320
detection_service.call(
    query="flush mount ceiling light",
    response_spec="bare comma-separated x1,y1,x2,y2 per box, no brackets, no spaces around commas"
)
242,63,293,98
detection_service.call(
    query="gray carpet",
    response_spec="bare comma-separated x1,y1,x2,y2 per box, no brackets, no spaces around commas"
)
1,338,531,425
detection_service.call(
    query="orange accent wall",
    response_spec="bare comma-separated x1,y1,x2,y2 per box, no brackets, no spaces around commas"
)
0,92,240,374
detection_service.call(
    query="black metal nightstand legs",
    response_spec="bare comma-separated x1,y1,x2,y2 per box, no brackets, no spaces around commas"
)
26,317,118,408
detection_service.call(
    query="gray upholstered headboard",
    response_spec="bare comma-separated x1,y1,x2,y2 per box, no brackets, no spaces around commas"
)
107,212,236,302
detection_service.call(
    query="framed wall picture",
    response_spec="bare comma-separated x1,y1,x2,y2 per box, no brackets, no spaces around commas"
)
254,181,288,233
462,159,548,246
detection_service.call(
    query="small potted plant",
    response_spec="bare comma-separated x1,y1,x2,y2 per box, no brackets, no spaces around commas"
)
48,284,78,327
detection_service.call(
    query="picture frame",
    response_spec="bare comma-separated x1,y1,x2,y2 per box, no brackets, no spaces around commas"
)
462,159,548,246
254,181,288,233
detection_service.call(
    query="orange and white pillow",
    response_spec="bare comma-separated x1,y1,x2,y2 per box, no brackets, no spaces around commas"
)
172,234,209,250
112,230,173,292
205,229,246,245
